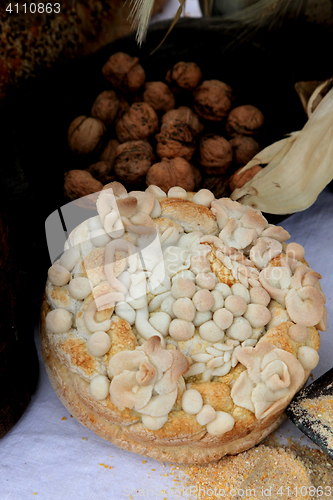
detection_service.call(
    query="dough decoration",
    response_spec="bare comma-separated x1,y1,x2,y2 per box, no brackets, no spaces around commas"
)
231,341,305,419
42,181,326,461
108,336,188,425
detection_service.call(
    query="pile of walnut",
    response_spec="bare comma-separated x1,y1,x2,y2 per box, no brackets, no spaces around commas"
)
64,52,265,201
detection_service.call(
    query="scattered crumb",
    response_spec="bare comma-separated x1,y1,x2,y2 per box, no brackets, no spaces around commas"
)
299,395,333,450
61,417,66,421
168,439,333,500
99,463,112,470
82,437,87,441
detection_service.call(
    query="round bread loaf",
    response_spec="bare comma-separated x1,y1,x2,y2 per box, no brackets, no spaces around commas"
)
41,181,327,463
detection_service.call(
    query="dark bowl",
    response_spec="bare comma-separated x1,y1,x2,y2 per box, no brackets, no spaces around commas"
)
2,17,333,290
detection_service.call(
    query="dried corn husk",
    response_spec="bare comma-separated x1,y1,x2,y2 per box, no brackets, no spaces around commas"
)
231,79,333,215
295,78,333,118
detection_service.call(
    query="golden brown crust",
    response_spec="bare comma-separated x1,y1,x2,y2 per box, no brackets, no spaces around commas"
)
260,321,320,356
122,411,205,445
50,286,70,307
82,248,106,285
108,318,138,357
190,381,234,413
62,338,97,376
207,246,236,286
159,198,218,234
154,217,184,233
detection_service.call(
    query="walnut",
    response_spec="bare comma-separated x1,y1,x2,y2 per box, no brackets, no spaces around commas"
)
166,61,202,91
193,80,234,121
146,157,195,192
191,164,202,191
85,161,116,184
229,135,261,166
114,140,154,184
102,52,145,93
226,105,264,136
202,174,230,199
156,121,196,161
161,106,202,136
91,90,118,126
67,116,105,155
91,91,129,126
116,102,158,142
64,170,103,201
100,139,120,167
142,82,175,114
198,134,233,175
116,95,131,117
229,165,263,192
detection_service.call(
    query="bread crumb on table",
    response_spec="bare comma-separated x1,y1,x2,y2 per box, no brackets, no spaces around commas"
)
168,439,333,500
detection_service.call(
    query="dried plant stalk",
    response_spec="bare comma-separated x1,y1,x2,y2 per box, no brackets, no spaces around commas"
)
231,80,333,214
128,0,185,46
128,0,185,48
128,0,156,45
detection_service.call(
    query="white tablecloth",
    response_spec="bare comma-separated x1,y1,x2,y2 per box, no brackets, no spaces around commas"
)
2,3,333,497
